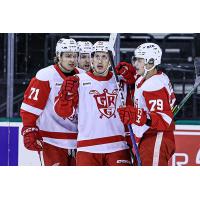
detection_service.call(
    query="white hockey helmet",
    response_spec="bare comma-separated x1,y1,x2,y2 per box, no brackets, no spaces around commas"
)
134,43,162,66
56,38,79,57
92,41,115,56
77,41,93,54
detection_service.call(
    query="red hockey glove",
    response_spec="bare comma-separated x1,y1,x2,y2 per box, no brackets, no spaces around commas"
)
115,62,136,84
117,105,147,126
21,127,43,151
55,76,79,118
61,76,79,104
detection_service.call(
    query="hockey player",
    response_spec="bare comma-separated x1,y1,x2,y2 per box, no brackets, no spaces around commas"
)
118,43,176,166
77,41,93,72
54,41,136,166
20,38,84,166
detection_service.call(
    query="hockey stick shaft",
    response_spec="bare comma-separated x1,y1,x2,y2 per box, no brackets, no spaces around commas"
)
173,57,200,117
108,34,142,166
173,78,200,116
38,151,43,166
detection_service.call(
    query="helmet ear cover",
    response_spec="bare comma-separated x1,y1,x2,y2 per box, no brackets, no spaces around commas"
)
148,58,154,65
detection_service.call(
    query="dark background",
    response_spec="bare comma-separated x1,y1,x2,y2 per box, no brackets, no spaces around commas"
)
1,33,200,120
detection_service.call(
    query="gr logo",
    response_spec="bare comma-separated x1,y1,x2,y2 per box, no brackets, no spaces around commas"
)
172,153,189,166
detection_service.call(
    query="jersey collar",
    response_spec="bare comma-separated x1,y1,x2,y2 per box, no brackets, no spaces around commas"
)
54,64,79,79
137,71,163,88
86,71,113,81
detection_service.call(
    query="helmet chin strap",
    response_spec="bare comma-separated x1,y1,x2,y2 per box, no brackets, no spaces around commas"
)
142,63,156,78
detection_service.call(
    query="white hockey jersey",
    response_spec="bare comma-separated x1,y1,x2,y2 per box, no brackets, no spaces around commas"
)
75,71,129,153
132,71,176,138
20,64,84,149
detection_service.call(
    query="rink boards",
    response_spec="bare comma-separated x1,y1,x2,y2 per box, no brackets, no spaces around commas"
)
0,122,200,166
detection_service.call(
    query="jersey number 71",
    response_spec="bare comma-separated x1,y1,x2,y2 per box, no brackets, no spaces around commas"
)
28,87,40,101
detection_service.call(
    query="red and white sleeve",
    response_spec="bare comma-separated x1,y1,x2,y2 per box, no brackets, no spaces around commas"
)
143,87,174,131
20,77,50,127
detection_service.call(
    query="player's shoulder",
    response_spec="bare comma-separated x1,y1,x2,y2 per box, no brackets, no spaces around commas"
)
76,70,89,79
36,65,55,81
135,75,143,85
143,72,169,91
159,72,170,84
75,67,85,74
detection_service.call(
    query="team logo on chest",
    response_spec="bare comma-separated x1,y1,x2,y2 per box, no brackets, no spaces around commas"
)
89,89,118,118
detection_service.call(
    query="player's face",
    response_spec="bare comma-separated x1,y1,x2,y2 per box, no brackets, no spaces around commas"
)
134,58,146,76
78,53,91,72
92,52,110,76
59,52,78,71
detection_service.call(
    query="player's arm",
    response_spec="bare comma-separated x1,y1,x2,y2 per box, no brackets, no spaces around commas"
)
143,87,174,130
115,62,137,85
54,76,79,118
20,77,51,123
118,87,173,131
20,75,51,151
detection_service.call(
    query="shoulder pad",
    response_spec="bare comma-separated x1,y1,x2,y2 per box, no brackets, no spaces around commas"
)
36,65,55,81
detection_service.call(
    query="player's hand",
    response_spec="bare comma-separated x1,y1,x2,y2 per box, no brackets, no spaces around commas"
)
115,62,136,84
60,76,79,104
21,127,43,151
117,106,147,126
55,76,79,118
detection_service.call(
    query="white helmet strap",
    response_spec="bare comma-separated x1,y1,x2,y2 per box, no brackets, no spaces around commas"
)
143,63,156,77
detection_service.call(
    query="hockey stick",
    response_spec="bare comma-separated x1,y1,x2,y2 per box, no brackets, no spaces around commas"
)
108,33,142,166
172,57,200,117
38,151,44,166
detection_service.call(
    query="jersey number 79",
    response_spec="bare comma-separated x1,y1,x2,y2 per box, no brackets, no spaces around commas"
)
149,99,163,111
